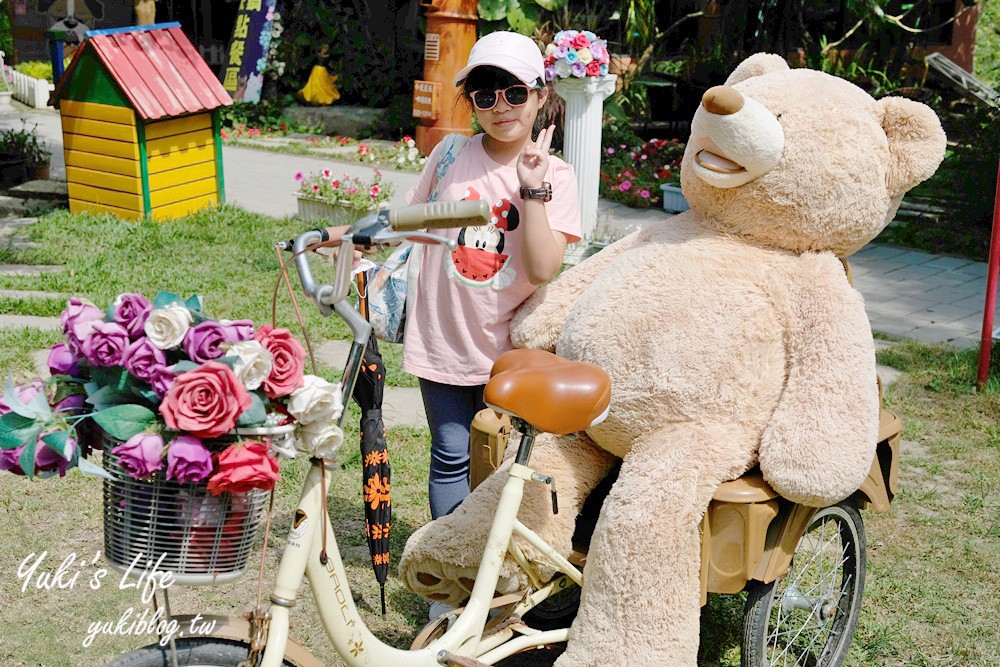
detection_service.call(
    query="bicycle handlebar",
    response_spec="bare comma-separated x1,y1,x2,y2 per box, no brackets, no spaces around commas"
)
389,199,491,231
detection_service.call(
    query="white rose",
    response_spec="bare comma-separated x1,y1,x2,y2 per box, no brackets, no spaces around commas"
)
297,421,345,460
227,340,273,390
545,42,557,56
555,59,572,78
268,432,298,459
577,47,593,65
144,303,193,350
407,147,418,161
287,375,343,424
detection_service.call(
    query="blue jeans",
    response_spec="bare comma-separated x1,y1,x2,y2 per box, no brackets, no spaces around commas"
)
419,378,486,519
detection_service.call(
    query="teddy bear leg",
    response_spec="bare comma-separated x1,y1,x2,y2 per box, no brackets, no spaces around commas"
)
399,431,617,605
555,424,755,667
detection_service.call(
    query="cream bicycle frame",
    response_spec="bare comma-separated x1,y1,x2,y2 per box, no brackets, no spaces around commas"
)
257,450,580,666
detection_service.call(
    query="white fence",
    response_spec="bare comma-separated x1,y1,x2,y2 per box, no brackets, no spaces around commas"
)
9,69,54,109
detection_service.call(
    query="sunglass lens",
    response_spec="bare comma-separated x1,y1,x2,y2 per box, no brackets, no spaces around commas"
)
505,86,529,106
473,90,497,110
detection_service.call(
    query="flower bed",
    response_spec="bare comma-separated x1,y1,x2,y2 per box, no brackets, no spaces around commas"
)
599,136,685,210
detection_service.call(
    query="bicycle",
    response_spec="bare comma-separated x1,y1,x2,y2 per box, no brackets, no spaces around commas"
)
106,200,900,667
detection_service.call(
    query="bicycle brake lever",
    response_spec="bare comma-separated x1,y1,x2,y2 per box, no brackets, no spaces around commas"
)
278,228,330,252
531,472,558,515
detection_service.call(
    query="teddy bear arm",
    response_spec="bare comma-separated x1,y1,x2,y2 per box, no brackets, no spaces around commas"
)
511,229,646,351
758,263,880,507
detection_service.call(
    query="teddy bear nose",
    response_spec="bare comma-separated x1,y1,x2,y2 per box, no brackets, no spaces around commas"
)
701,86,744,115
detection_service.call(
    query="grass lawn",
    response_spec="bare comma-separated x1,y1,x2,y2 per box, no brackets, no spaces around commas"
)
0,208,997,665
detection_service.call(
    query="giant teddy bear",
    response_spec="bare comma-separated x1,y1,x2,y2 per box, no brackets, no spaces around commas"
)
399,54,946,665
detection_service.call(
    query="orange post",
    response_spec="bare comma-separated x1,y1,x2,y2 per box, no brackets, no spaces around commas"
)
413,0,478,156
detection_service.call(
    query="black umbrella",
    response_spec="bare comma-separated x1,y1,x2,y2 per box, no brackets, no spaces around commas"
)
353,271,392,615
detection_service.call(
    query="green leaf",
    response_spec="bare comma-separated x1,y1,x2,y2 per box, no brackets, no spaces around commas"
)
19,441,36,479
77,456,113,481
0,412,43,450
478,0,511,22
152,291,182,309
170,360,200,374
236,392,267,427
85,385,136,411
534,0,566,10
214,355,239,369
91,404,158,441
41,431,71,460
4,375,41,419
507,1,540,35
184,295,203,312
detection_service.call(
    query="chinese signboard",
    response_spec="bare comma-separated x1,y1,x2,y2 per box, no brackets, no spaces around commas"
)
221,0,277,103
412,80,440,120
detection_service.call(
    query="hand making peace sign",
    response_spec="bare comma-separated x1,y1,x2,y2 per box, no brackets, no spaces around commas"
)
517,124,556,190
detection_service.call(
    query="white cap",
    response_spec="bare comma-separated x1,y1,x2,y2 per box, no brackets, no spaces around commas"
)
453,32,545,87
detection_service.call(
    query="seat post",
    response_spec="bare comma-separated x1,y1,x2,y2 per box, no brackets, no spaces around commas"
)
513,418,539,466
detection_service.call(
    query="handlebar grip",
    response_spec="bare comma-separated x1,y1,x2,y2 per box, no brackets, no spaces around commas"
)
389,200,491,231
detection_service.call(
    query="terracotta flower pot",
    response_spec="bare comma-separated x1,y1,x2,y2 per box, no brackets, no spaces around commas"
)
29,162,50,181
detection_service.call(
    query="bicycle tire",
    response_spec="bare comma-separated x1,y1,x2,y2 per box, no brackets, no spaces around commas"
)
104,637,298,667
741,500,867,667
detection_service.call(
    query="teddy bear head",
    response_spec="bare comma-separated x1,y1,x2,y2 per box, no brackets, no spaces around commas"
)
679,53,947,256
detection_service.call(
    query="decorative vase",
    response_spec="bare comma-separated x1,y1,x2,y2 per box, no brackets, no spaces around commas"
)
296,196,375,225
661,183,689,214
553,74,617,253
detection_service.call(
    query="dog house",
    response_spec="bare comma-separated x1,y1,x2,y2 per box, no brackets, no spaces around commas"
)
50,22,232,221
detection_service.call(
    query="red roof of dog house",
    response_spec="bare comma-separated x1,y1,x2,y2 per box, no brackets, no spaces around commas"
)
53,22,232,120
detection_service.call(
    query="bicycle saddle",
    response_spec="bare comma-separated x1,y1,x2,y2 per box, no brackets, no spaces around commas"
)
484,349,611,435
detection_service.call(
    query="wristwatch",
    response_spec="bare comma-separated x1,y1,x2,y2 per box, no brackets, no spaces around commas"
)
520,182,552,202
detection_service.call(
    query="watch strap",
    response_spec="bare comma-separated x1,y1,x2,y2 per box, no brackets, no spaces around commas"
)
520,181,552,202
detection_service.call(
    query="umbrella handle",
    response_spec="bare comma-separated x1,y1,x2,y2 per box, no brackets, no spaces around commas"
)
356,271,370,322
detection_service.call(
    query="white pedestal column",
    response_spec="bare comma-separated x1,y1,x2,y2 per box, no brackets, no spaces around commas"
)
553,74,617,263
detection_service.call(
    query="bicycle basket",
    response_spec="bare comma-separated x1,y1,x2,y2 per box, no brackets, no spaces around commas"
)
101,430,269,586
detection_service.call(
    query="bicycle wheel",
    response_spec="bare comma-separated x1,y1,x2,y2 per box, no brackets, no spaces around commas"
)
105,638,298,667
741,500,867,667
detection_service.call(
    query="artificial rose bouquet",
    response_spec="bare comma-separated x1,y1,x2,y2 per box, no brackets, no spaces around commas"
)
543,30,611,81
0,292,346,491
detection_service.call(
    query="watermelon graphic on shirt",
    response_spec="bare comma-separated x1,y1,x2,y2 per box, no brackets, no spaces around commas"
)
450,191,520,287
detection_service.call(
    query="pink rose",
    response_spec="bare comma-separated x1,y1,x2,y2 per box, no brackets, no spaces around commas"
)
81,321,130,367
254,326,305,398
183,321,228,363
160,361,252,439
111,433,164,479
60,298,104,356
585,60,601,77
35,433,78,477
207,440,281,495
166,436,214,484
0,380,45,415
220,320,255,343
0,446,26,475
124,337,168,383
570,33,591,49
113,293,152,339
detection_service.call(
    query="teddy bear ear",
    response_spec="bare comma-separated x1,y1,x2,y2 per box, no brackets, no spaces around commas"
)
724,53,789,86
877,96,947,197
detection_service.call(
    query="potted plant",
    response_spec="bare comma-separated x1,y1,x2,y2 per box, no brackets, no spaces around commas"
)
294,167,395,224
0,122,51,185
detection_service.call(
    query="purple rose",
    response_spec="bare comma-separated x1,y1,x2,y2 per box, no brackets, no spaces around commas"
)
166,436,213,484
61,298,104,356
589,41,607,61
571,61,587,78
182,321,228,363
81,321,130,367
124,337,168,383
0,446,26,475
48,343,83,377
0,380,45,415
544,65,557,82
53,393,86,415
219,319,255,343
149,367,177,398
111,433,164,479
554,45,569,59
35,434,77,477
113,293,152,340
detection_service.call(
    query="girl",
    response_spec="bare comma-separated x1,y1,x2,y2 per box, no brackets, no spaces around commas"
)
405,31,581,519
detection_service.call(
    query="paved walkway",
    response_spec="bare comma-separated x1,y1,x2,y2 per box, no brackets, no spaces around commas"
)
1,102,995,355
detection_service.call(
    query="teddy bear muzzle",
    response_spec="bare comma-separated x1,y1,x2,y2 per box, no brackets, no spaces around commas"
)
689,85,784,189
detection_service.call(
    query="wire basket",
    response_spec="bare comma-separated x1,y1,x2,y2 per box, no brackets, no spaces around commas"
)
101,430,269,586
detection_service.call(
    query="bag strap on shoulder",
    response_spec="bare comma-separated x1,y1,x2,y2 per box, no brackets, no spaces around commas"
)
428,133,471,203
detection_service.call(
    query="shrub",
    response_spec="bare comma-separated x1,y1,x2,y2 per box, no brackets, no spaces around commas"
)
14,61,54,83
600,132,685,210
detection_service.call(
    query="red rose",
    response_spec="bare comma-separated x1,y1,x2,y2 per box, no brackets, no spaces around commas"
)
544,55,554,67
255,325,305,398
570,33,591,49
160,361,252,439
586,60,601,76
207,441,281,495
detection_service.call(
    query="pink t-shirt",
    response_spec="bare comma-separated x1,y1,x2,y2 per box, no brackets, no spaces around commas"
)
402,134,582,385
